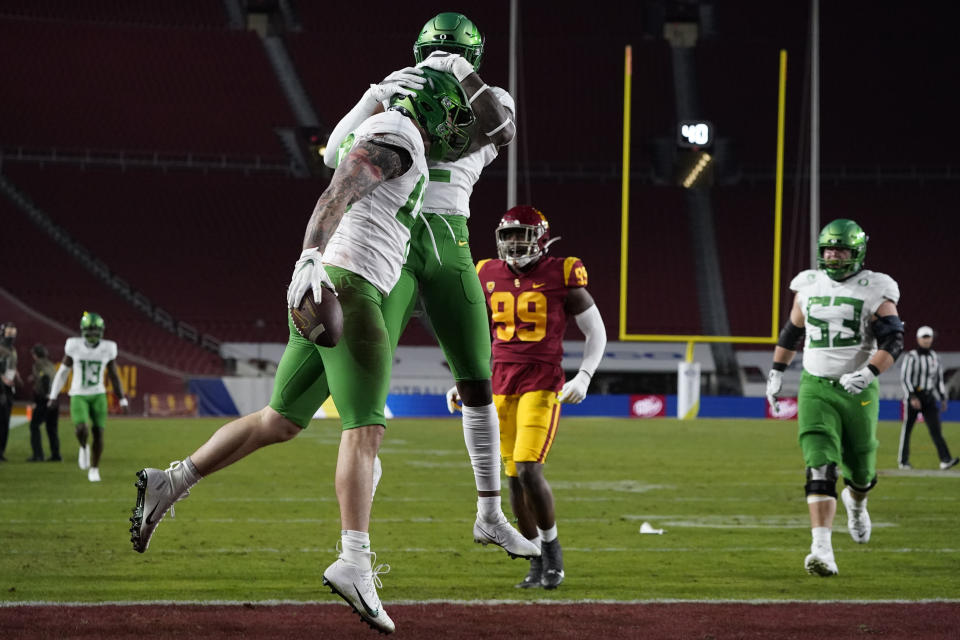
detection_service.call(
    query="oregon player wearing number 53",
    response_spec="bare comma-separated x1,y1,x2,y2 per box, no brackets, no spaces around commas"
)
451,205,606,589
766,219,904,577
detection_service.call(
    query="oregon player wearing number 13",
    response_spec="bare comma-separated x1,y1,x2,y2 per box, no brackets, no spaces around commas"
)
766,219,904,577
48,312,129,483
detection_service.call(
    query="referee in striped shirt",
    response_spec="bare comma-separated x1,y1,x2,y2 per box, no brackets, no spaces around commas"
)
898,325,958,470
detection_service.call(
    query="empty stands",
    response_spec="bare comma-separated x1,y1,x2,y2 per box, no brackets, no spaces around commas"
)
1,192,224,374
0,17,291,157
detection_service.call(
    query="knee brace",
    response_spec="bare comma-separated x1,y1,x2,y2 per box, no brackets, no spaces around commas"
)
805,463,838,498
844,475,878,494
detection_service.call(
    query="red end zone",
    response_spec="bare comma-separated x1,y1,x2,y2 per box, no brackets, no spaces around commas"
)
2,602,958,639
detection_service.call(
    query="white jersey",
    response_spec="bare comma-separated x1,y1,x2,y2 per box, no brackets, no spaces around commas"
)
791,269,900,378
64,337,118,396
421,86,515,218
324,110,429,295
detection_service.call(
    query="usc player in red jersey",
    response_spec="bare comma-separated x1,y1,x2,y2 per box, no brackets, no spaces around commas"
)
448,205,606,588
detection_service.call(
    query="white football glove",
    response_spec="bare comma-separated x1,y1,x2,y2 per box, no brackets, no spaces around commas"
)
558,371,591,405
445,385,462,414
839,366,876,394
118,397,129,408
416,50,475,82
368,66,425,103
286,248,335,308
766,369,783,412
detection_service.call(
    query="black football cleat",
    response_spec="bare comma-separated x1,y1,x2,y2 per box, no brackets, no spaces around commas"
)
540,539,565,589
516,556,543,589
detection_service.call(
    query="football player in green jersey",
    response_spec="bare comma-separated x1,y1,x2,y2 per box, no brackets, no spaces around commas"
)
130,71,486,634
766,219,905,576
323,11,536,560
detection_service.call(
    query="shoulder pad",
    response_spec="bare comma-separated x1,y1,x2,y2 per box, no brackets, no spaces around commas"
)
563,256,587,288
864,271,900,304
789,269,820,292
476,258,493,275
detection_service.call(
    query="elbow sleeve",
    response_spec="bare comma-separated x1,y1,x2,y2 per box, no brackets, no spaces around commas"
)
777,320,805,351
873,315,905,360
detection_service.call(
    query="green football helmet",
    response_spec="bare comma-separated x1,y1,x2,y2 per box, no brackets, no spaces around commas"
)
80,311,105,346
413,12,484,71
389,67,475,162
817,218,868,281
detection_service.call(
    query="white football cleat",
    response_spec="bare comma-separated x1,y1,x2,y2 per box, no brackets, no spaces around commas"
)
841,487,871,543
78,444,90,470
473,515,541,559
87,467,101,482
129,462,191,553
804,542,838,576
322,555,395,634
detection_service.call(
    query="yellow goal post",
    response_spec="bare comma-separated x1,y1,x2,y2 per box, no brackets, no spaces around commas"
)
618,47,789,359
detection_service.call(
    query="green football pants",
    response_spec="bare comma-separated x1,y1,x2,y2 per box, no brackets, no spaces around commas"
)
380,212,492,382
797,370,879,489
269,266,392,430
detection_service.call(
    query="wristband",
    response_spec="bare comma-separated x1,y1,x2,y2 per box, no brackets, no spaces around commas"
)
867,364,880,376
579,369,594,379
772,362,788,372
485,118,512,137
468,83,490,105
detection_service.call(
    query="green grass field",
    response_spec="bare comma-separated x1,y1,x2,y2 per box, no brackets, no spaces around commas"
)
2,416,958,603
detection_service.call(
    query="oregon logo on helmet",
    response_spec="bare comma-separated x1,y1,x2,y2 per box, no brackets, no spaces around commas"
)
388,68,475,162
80,311,106,346
817,218,868,281
413,12,485,71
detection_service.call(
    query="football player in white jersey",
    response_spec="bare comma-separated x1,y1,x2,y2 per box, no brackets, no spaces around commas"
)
322,12,537,562
48,312,129,482
129,69,480,635
766,219,905,576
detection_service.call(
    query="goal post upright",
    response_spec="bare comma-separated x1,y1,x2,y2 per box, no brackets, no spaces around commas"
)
619,49,788,350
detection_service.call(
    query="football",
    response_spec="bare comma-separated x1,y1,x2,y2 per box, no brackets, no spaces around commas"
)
290,286,343,348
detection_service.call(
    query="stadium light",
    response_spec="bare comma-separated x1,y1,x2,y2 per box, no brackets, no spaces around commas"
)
680,151,713,189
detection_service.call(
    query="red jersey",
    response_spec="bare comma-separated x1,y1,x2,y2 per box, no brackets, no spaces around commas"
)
476,255,588,394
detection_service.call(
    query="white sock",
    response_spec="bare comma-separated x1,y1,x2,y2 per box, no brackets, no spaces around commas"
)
340,530,372,569
170,457,202,495
812,526,832,547
461,404,501,493
478,495,503,522
538,524,558,543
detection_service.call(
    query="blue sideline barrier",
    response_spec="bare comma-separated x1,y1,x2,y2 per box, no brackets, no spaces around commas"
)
189,380,921,420
385,395,910,420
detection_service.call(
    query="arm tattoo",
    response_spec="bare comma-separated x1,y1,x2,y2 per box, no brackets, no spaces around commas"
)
302,139,407,250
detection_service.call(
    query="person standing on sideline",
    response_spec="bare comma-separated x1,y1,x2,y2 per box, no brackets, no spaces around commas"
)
47,312,129,481
322,12,536,559
449,205,607,589
28,344,61,462
766,219,904,577
129,70,486,635
0,321,20,462
898,326,958,470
